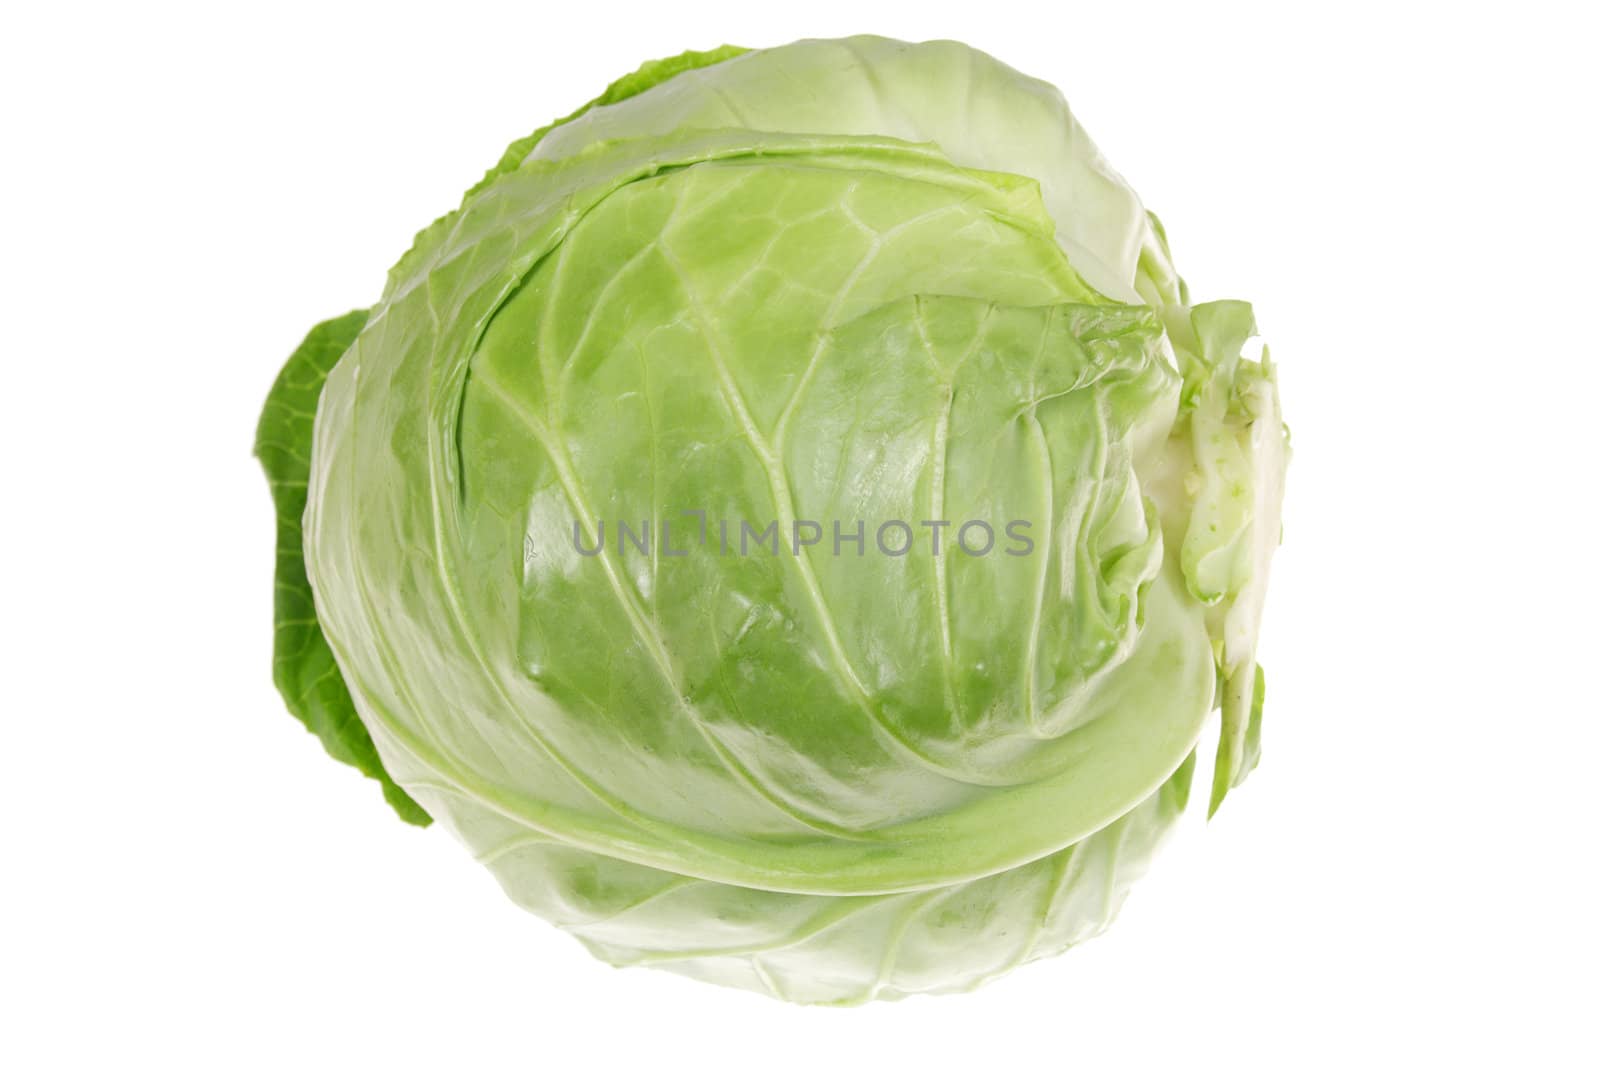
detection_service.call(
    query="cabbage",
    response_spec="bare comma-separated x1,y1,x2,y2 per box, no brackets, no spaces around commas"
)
256,35,1287,1004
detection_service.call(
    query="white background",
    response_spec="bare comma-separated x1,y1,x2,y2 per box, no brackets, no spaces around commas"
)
5,1,1597,1063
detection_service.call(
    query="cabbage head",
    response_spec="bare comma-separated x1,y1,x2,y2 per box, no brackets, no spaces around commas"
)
255,35,1288,1004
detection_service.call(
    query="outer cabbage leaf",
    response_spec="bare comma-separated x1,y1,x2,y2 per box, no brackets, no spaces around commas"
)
255,309,429,825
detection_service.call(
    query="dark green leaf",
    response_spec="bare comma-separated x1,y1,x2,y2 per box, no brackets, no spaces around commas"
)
255,310,431,826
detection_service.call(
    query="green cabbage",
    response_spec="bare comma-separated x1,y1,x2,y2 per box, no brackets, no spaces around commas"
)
256,35,1287,1004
